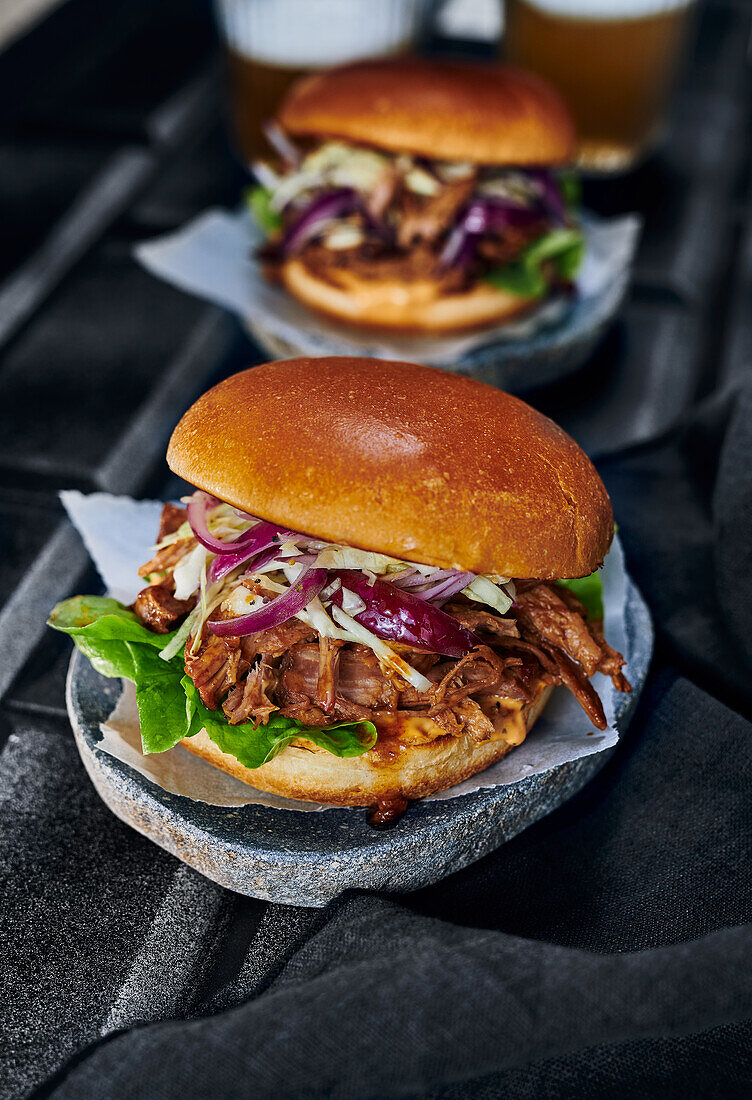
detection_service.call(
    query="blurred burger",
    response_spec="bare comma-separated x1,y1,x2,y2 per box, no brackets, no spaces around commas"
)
50,358,629,822
249,59,582,333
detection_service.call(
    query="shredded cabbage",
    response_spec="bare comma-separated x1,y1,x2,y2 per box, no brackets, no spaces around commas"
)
159,613,194,663
404,166,439,196
150,519,192,553
303,141,388,193
161,498,523,673
160,572,229,664
313,546,400,573
266,142,388,211
330,605,433,693
339,587,367,616
323,223,366,250
173,543,207,600
477,170,538,204
298,595,341,639
221,585,264,618
175,566,246,661
269,168,324,211
462,576,513,615
437,161,474,181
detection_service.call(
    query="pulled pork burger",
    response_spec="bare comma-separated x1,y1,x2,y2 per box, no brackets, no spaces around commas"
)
50,357,629,820
249,59,583,333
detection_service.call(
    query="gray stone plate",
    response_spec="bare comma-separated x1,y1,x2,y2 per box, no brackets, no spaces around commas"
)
66,576,652,907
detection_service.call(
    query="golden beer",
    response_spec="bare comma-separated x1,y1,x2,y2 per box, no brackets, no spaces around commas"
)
503,0,695,172
225,52,309,161
216,0,428,164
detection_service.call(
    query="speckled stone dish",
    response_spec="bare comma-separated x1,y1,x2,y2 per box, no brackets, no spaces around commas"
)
241,211,641,393
246,294,607,394
66,575,651,908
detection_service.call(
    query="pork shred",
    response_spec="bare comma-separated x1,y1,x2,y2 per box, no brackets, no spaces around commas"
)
133,581,194,635
268,161,554,294
132,504,631,742
132,505,196,633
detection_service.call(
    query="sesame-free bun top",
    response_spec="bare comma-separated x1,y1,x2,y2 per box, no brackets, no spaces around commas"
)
167,358,613,579
278,59,576,166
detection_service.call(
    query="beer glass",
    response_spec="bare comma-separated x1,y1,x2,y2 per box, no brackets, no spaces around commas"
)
215,0,433,163
503,0,697,173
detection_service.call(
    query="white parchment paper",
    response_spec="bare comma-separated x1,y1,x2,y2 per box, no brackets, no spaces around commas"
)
134,209,641,366
62,490,631,811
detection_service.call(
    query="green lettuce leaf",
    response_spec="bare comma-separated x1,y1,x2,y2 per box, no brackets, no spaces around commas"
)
182,677,376,770
48,595,376,767
135,658,194,753
557,571,604,621
247,185,282,234
484,227,585,299
558,171,582,212
48,596,189,753
48,596,172,677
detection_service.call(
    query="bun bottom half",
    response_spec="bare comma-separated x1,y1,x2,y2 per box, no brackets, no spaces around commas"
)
280,258,538,333
180,683,553,806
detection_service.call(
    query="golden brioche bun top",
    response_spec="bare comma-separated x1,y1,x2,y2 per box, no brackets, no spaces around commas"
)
167,357,612,580
278,59,576,166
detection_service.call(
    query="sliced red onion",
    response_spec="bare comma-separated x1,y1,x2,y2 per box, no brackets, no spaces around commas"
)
386,566,418,585
188,492,294,563
320,577,342,601
283,189,361,255
391,568,475,605
208,540,281,585
286,552,318,567
526,169,566,226
208,567,327,637
471,197,542,232
420,572,476,604
329,570,479,658
391,568,471,596
440,222,473,268
186,491,232,554
440,197,542,269
282,187,392,255
262,121,301,167
394,567,456,587
251,160,281,192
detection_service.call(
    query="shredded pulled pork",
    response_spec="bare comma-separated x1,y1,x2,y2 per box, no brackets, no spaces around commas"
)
157,502,188,541
133,580,194,635
262,146,558,293
289,214,546,293
185,630,245,709
396,178,476,249
131,505,631,749
132,506,196,633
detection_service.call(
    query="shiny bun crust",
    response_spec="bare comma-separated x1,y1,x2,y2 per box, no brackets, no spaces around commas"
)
180,684,553,805
281,258,537,332
166,357,614,579
279,59,576,165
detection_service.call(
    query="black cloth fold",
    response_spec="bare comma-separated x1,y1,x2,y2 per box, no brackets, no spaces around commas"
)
45,380,752,1098
600,383,752,714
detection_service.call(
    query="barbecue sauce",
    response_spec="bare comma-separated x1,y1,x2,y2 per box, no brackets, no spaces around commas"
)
366,796,410,829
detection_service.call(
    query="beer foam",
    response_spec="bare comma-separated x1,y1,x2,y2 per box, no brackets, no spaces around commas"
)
217,0,426,67
520,0,692,16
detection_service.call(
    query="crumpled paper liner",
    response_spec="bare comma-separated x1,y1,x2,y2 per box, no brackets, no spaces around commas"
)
62,490,631,812
134,209,641,367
